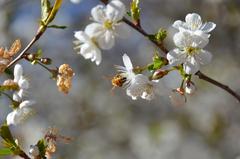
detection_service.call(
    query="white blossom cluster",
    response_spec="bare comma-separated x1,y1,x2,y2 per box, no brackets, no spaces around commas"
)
74,0,129,65
6,64,35,125
167,13,216,75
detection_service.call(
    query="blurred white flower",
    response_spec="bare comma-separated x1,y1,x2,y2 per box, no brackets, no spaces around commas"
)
7,100,35,125
167,31,212,74
116,54,156,100
173,13,216,38
74,31,102,65
13,64,29,101
29,145,40,157
86,0,129,50
70,0,82,4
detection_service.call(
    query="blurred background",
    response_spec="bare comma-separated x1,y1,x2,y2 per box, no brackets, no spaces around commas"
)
0,0,240,158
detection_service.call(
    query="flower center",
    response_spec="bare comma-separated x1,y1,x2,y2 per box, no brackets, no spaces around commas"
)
104,20,113,29
184,47,200,56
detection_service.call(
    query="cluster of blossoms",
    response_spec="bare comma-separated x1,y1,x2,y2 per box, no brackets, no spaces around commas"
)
73,0,217,101
74,0,128,65
167,13,216,75
3,64,35,125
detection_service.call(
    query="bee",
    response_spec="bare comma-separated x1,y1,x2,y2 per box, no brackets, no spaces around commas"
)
111,74,127,88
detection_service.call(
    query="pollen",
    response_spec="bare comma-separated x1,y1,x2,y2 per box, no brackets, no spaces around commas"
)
104,20,113,29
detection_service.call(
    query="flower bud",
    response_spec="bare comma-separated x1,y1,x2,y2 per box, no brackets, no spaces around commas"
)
40,58,52,65
152,69,169,80
29,145,40,157
185,82,196,95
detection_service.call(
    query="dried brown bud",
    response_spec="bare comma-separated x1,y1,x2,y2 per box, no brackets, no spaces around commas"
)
56,64,74,94
0,39,21,73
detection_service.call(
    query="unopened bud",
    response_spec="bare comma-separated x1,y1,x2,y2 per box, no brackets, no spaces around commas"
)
29,145,39,157
152,69,169,80
185,82,196,95
40,58,52,65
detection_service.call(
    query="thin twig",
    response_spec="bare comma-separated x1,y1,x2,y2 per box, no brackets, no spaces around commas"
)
19,150,31,159
7,26,46,69
195,71,240,102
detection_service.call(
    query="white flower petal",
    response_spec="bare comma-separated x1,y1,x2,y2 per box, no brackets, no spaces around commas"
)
97,30,115,50
185,13,202,30
18,77,29,89
19,100,35,108
85,23,104,37
167,49,186,66
200,22,216,33
13,93,21,102
122,54,133,71
91,5,106,23
14,64,23,82
114,22,130,38
183,57,200,74
80,43,102,65
106,0,125,22
6,111,17,125
195,50,212,65
172,20,188,30
74,31,90,43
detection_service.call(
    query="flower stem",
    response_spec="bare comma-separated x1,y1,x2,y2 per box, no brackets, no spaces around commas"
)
0,91,14,102
98,0,240,102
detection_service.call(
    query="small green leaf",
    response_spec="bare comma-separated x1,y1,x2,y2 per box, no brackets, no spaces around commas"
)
36,49,43,59
41,0,52,22
0,148,13,156
131,0,140,22
37,139,47,159
47,24,67,29
148,54,167,71
155,28,167,42
0,124,16,146
45,0,63,25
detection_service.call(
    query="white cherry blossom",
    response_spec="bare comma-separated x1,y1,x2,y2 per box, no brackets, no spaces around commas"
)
74,31,102,65
13,64,29,101
85,0,129,50
173,13,216,38
167,30,212,74
7,100,35,125
116,54,156,100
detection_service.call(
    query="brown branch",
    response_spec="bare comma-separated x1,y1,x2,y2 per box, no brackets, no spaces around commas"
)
19,150,31,159
7,26,46,68
122,17,169,54
195,71,240,102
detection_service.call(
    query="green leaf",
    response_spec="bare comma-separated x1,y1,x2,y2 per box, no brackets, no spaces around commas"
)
148,54,167,71
41,0,52,22
37,139,47,159
47,24,67,29
155,28,167,42
0,148,13,156
0,124,16,146
131,0,140,22
36,49,43,59
45,0,63,25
